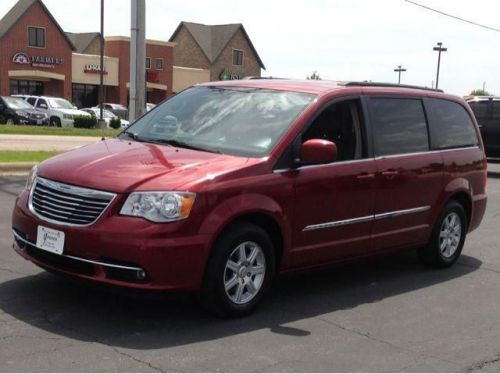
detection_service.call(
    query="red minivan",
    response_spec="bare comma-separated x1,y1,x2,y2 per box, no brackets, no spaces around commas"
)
12,80,487,317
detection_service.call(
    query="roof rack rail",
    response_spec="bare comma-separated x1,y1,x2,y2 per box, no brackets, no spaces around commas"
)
340,81,443,93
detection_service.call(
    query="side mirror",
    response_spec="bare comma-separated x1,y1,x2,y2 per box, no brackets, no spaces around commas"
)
39,104,48,109
300,139,337,165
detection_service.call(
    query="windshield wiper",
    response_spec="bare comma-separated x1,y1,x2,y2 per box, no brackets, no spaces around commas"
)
149,138,222,154
122,131,142,141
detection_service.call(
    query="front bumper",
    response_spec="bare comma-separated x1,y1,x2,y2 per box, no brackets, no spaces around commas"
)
12,189,211,291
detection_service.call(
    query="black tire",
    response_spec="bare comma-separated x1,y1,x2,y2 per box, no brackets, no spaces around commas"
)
418,201,467,268
200,222,276,318
49,117,61,127
6,117,15,125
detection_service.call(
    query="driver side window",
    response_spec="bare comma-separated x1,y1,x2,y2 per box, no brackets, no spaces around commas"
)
302,99,365,162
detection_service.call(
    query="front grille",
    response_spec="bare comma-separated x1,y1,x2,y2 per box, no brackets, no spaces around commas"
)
29,177,116,226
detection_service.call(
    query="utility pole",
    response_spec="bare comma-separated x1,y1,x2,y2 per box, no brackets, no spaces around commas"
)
129,0,146,122
433,42,447,89
98,0,106,129
394,65,406,84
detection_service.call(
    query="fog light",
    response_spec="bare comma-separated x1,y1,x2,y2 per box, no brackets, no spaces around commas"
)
136,270,147,280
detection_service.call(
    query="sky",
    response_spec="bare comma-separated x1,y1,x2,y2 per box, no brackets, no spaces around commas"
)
2,0,500,96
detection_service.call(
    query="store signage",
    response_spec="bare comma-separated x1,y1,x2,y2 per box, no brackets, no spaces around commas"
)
12,52,30,64
219,68,241,81
84,64,107,74
12,52,64,68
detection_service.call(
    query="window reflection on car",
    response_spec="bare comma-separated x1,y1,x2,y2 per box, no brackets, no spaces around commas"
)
119,86,315,157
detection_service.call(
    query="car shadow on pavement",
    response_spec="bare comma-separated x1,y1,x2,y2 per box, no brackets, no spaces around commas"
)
0,251,482,350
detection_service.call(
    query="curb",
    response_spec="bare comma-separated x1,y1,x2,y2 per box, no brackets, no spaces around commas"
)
0,162,36,174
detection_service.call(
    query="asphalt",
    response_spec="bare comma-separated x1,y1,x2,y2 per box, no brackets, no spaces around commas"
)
1,165,500,372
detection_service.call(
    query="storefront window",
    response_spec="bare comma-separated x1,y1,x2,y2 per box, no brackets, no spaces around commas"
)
9,79,44,95
72,84,99,108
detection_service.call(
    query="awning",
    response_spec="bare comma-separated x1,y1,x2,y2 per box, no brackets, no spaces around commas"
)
8,70,65,81
126,82,168,91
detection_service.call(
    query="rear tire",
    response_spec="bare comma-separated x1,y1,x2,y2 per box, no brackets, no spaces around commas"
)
200,222,276,318
418,201,467,268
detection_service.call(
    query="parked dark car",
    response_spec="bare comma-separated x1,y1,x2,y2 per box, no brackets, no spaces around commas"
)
466,96,500,159
12,80,487,317
0,96,48,125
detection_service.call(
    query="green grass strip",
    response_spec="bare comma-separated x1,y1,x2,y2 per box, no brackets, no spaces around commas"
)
0,150,61,163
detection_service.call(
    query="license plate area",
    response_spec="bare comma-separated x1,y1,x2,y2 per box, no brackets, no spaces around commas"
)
36,225,65,255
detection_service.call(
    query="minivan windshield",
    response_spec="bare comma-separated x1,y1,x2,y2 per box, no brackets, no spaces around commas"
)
119,86,315,157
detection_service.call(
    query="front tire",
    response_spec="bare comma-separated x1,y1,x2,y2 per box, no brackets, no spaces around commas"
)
6,117,15,125
49,117,61,127
200,222,276,318
418,201,467,267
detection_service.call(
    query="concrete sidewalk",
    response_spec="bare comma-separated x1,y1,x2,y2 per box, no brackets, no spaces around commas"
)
0,134,100,151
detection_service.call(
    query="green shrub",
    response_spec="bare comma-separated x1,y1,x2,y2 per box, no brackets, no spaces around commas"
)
109,117,121,129
73,115,97,129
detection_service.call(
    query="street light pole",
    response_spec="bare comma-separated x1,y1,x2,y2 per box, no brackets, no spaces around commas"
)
394,65,406,84
98,0,105,129
433,42,447,89
129,0,146,122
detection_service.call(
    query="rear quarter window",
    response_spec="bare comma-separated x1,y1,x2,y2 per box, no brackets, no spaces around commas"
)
427,98,478,150
370,98,429,156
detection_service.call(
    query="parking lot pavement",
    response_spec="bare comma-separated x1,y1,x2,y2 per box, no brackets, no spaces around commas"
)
1,166,500,372
0,134,99,151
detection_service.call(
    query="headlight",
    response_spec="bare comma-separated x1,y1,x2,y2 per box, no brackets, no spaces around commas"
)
120,192,196,222
26,165,37,190
15,110,28,118
63,114,73,120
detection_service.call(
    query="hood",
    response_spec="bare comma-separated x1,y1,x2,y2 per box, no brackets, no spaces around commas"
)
59,108,91,116
37,138,253,193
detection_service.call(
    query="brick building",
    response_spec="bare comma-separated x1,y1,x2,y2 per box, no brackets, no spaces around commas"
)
169,22,265,82
104,36,174,106
0,0,265,107
0,0,75,99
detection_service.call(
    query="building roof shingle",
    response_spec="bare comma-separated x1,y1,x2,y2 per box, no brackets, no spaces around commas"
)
66,32,100,53
0,0,75,50
169,21,265,69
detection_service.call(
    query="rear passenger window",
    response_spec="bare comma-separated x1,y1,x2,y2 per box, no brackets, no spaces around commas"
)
370,98,429,156
427,99,478,149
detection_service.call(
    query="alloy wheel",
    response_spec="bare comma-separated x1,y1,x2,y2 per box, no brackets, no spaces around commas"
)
439,212,462,258
223,241,266,305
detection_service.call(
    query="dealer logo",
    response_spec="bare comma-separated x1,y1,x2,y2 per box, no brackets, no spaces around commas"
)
12,52,30,64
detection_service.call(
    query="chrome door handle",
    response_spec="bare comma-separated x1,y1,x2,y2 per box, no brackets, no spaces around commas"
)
381,170,399,180
357,173,375,182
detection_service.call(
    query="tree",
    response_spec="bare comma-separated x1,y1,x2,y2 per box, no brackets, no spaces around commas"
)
307,71,321,80
470,89,490,96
